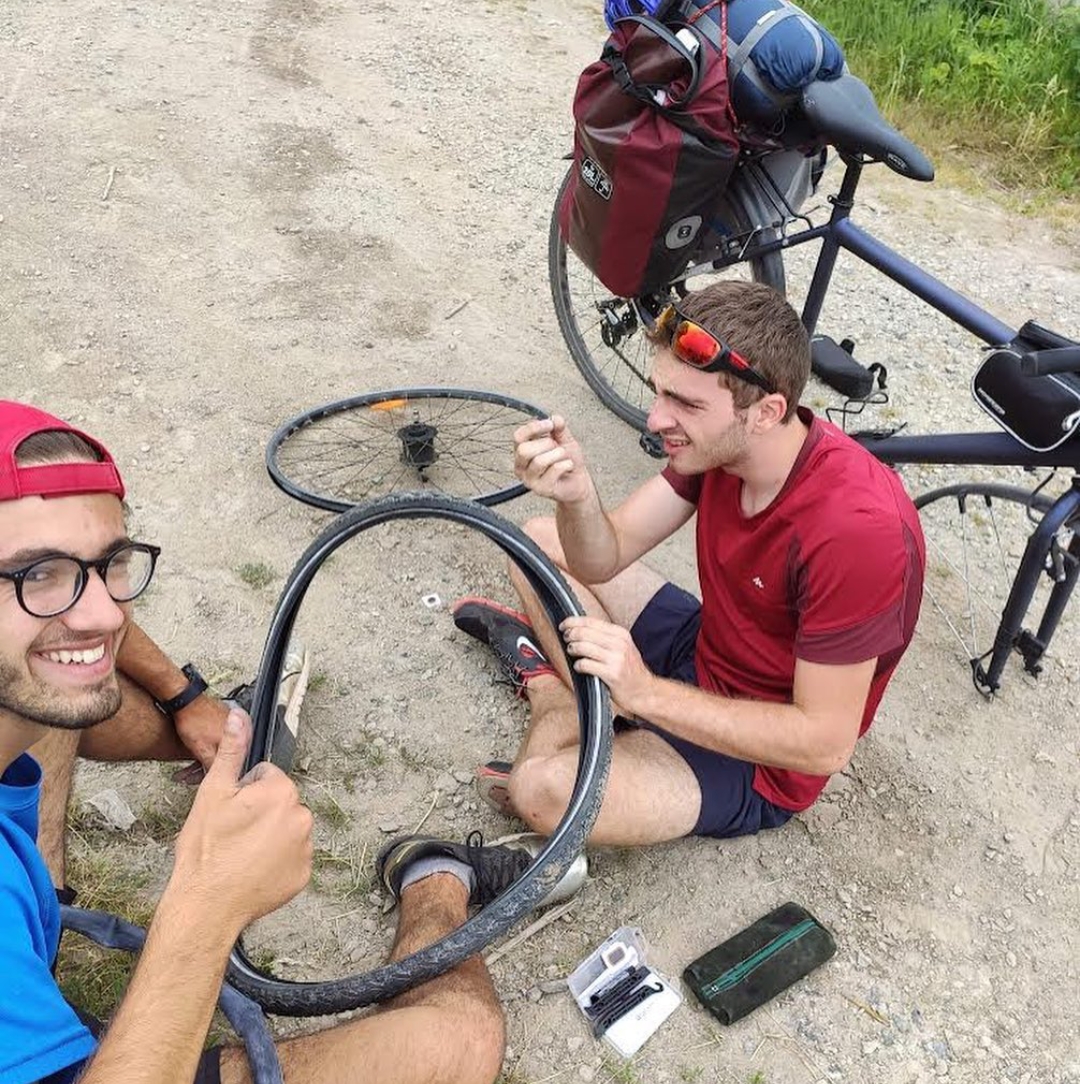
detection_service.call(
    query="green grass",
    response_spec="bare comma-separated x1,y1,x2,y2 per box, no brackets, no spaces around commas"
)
307,790,351,830
55,842,156,1023
601,1057,642,1084
311,836,374,901
139,792,195,843
804,0,1080,193
236,561,275,589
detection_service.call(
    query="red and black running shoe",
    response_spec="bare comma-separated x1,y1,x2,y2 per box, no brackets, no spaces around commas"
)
452,597,557,695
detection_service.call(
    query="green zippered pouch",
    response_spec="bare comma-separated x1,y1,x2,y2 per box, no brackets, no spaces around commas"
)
682,902,836,1025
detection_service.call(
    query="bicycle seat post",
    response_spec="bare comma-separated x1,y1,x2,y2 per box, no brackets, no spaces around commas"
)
801,154,864,336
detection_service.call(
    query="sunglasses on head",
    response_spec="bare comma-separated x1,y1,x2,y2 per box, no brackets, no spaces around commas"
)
656,304,776,394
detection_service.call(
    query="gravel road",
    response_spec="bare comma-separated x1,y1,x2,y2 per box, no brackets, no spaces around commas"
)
3,1,1079,1082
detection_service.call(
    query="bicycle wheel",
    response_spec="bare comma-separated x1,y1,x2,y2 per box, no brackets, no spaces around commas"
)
548,162,787,431
267,388,548,512
914,482,1061,677
225,492,612,1016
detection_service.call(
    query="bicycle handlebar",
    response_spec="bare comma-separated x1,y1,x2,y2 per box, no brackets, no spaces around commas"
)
1020,346,1080,377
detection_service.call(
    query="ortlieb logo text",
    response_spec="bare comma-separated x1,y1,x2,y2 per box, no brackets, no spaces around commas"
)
581,157,613,201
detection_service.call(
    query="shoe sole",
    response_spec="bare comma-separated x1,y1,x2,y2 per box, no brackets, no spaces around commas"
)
280,646,311,739
270,645,311,771
452,595,533,630
491,831,589,907
476,762,515,817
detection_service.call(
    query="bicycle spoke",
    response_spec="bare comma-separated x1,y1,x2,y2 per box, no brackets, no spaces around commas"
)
914,483,1062,678
268,391,544,508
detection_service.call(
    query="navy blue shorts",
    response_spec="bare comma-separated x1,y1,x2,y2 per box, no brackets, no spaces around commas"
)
623,583,792,840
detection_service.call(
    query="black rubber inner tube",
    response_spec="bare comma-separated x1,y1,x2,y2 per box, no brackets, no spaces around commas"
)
224,492,612,1016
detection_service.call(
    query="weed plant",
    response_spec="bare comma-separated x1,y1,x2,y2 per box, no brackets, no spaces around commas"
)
804,0,1080,192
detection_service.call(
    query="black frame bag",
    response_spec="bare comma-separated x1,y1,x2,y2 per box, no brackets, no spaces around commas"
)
972,321,1080,453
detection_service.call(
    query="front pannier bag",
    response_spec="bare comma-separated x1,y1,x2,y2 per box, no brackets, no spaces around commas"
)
559,12,740,298
972,323,1080,452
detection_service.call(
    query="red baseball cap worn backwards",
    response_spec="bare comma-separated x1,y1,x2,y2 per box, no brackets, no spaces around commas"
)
0,401,125,502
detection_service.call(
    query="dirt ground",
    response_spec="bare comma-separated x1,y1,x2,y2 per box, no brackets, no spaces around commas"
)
3,1,1080,1082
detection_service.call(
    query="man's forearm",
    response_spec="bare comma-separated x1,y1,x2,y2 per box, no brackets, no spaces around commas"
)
634,679,850,776
555,485,622,584
116,623,191,702
78,886,235,1084
77,676,190,761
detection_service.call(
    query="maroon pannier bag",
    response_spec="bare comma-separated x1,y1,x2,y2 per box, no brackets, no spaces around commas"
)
559,10,740,298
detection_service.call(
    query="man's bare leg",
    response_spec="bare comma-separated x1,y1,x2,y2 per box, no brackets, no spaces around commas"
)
219,874,505,1084
76,677,193,763
500,517,701,844
28,728,80,885
31,677,198,886
506,517,669,758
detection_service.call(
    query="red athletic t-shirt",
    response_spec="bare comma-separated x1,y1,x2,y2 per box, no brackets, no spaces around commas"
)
661,408,925,811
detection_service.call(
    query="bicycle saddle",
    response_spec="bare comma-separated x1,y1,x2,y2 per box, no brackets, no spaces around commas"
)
800,73,934,182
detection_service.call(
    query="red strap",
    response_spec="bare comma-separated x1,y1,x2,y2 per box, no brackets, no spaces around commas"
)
687,1,739,130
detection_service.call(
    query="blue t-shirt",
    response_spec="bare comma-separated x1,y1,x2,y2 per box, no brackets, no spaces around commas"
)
0,754,96,1084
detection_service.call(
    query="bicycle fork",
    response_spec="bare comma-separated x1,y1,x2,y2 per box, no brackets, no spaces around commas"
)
979,481,1080,693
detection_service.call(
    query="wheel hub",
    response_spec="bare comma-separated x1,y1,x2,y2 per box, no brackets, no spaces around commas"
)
397,419,438,470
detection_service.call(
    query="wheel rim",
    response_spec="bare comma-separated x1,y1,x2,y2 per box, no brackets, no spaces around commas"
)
225,493,612,1016
266,388,548,511
554,238,656,429
913,482,1062,678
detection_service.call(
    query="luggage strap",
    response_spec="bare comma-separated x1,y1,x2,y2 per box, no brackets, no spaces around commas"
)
687,1,825,101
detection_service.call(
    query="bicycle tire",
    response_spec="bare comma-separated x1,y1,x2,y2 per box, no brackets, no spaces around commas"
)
266,388,549,512
913,481,1060,675
225,492,612,1016
913,483,1056,517
548,164,787,432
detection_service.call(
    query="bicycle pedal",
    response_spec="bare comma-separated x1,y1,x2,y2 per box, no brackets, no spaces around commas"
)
639,432,666,459
811,335,875,400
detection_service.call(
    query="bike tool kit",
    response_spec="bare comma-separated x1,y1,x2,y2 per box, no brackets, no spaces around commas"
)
567,928,682,1057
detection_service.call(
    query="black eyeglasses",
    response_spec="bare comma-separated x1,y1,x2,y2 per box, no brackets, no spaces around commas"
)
0,542,161,618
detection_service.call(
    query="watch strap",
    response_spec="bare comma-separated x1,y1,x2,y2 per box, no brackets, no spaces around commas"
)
155,664,208,717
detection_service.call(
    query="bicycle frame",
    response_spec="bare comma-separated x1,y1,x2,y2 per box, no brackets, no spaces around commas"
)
710,153,1080,694
721,153,1015,346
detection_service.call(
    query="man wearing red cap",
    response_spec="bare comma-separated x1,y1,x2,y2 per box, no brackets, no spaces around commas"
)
0,401,529,1084
0,402,251,894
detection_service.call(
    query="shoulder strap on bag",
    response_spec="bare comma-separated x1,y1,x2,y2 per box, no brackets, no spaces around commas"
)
606,13,706,107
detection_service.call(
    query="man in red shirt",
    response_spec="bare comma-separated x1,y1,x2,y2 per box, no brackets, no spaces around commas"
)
454,281,924,842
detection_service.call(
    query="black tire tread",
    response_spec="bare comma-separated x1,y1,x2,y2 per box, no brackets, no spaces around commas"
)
225,493,611,1016
914,481,1056,515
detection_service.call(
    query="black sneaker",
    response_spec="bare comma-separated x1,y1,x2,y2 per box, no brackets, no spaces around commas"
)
452,597,556,694
377,831,531,906
377,831,588,908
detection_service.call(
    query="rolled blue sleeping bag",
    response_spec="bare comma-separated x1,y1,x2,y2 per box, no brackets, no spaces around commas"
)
603,0,845,126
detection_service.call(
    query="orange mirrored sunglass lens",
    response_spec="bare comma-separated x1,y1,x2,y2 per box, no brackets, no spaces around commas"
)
673,322,720,366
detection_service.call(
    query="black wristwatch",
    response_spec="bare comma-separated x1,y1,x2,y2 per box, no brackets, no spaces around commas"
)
154,663,208,717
